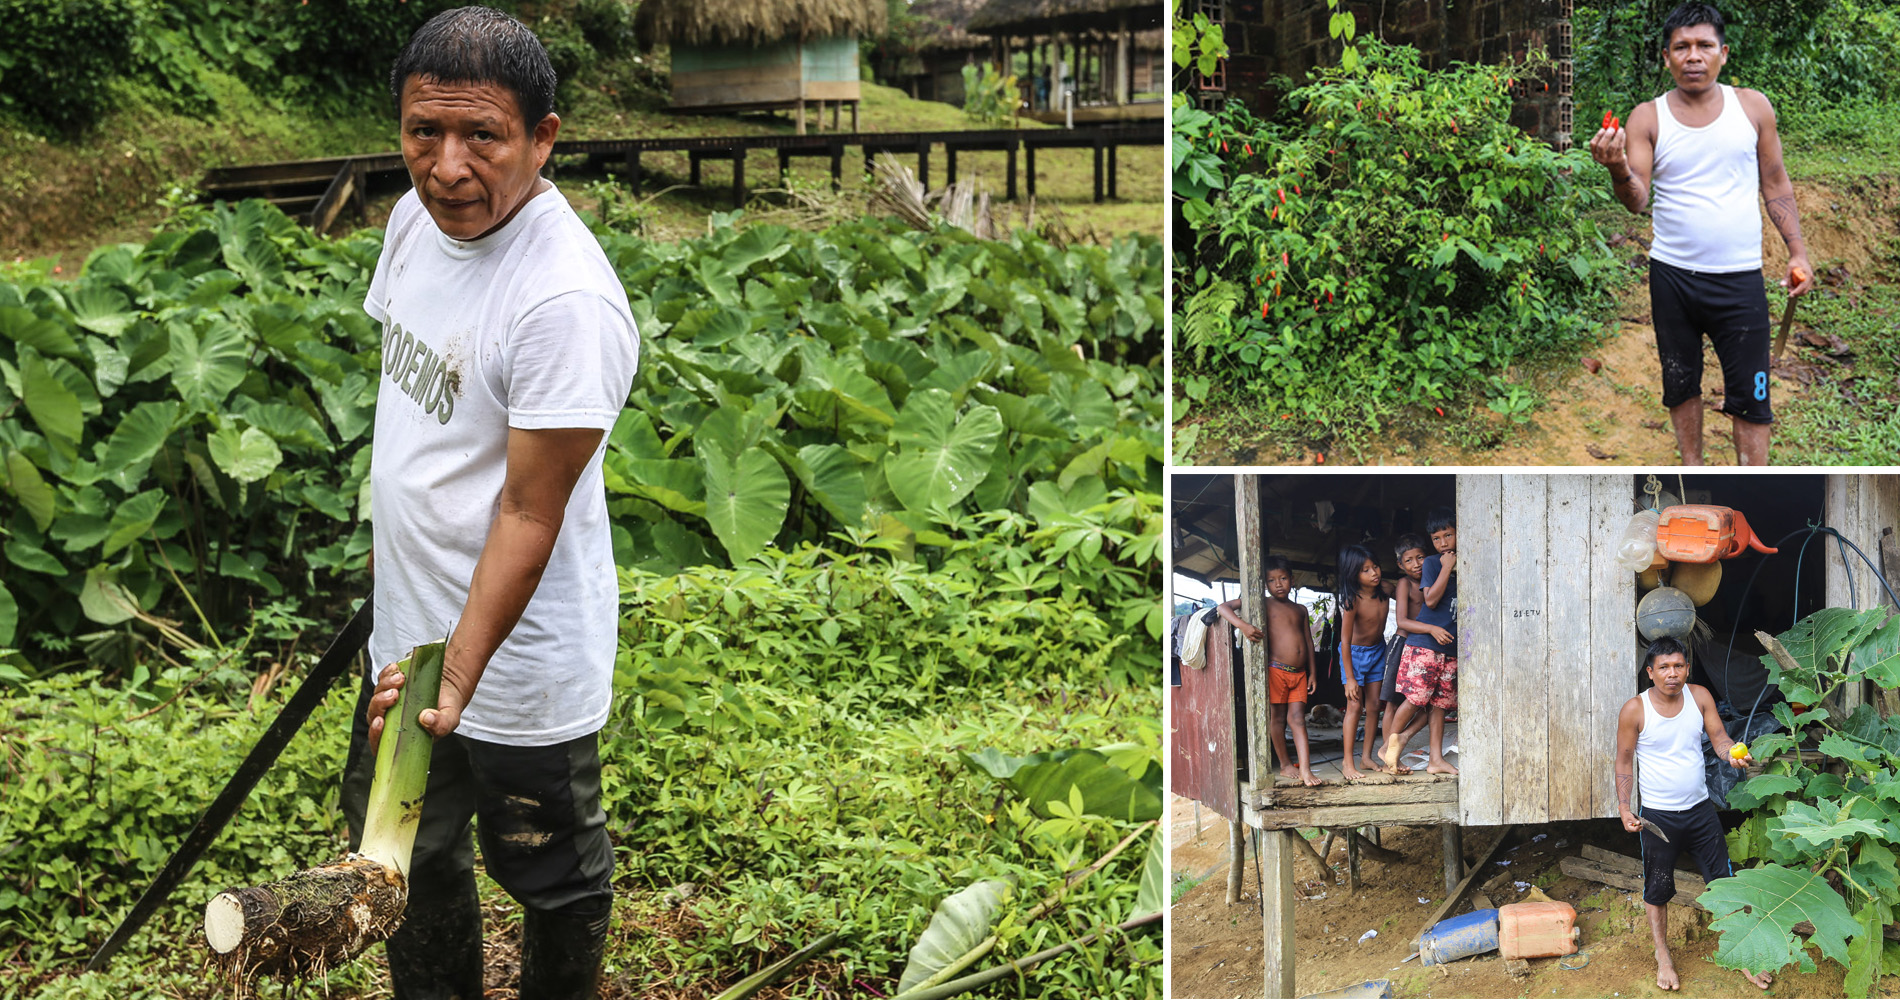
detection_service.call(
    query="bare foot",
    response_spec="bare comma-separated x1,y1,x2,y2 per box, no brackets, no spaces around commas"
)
1300,769,1323,787
1358,756,1383,775
1743,968,1774,990
1341,762,1366,781
1280,764,1301,781
1426,758,1460,776
1656,949,1680,991
1380,733,1404,773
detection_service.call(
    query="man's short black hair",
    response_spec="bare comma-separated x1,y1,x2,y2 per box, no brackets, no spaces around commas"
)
1394,533,1427,559
1643,635,1690,673
391,6,557,130
1663,3,1726,47
1425,507,1456,536
1263,555,1292,576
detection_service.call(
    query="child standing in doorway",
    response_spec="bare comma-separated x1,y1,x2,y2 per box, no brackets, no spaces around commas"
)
1336,544,1388,781
1217,555,1321,785
1383,508,1460,776
1376,534,1436,774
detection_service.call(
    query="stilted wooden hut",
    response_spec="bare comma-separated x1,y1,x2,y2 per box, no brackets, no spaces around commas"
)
967,0,1164,122
637,0,887,134
882,0,992,106
1170,472,1900,997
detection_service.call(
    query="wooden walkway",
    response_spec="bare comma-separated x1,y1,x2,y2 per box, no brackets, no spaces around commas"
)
199,123,1164,234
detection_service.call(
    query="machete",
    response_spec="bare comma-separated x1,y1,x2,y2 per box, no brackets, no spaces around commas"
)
1771,292,1800,361
85,598,374,973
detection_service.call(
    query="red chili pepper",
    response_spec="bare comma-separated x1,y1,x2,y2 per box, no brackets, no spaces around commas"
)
1282,251,1290,267
1602,109,1614,130
1262,300,1270,318
1295,185,1302,195
1539,243,1545,254
1434,407,1445,417
1357,100,1362,110
1278,188,1286,204
1450,119,1458,133
1317,453,1326,464
1244,143,1254,156
1326,290,1333,303
1222,140,1229,153
1443,232,1449,241
1271,205,1279,220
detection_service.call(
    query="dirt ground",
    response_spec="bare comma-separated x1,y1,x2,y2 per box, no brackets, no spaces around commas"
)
1166,792,1884,1000
1196,174,1900,467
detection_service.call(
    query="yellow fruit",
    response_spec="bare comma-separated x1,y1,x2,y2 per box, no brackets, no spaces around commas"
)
1731,743,1749,760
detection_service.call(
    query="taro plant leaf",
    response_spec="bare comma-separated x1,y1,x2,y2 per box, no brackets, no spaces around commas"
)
170,320,250,409
101,489,167,558
885,388,1003,515
79,566,139,625
895,879,1012,995
207,425,283,484
0,305,84,360
1850,839,1900,905
20,350,83,453
701,445,790,564
1819,733,1880,768
3,448,56,531
1850,614,1900,688
68,284,137,337
1700,862,1858,974
1727,773,1805,811
763,442,867,529
0,580,14,646
1134,826,1164,917
97,400,179,489
1777,608,1887,678
959,747,1162,822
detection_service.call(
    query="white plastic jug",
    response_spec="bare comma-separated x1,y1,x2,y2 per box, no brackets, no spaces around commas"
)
1613,509,1661,573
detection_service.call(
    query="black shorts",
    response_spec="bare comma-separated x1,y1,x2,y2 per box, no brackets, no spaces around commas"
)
1649,258,1774,424
1640,798,1734,906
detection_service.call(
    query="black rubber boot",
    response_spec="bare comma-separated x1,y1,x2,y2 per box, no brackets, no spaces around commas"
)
517,900,611,1000
384,866,486,1000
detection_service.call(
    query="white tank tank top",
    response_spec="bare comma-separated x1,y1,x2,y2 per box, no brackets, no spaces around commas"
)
1649,84,1763,274
1636,688,1710,811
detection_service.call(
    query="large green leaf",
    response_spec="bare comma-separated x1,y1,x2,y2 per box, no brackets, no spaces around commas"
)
895,879,1012,995
701,445,789,563
207,425,283,484
1851,614,1900,688
0,305,83,360
78,566,139,625
1848,898,1893,999
1727,773,1804,810
20,350,83,453
4,539,64,575
885,389,1002,515
0,580,15,647
1774,800,1887,848
1134,826,1165,918
1701,862,1857,974
765,442,867,529
68,284,137,337
97,400,179,490
959,747,1161,822
3,448,56,531
101,489,166,558
170,320,250,409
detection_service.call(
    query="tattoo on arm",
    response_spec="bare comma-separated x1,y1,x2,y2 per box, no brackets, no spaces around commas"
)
1766,193,1805,247
1617,772,1634,808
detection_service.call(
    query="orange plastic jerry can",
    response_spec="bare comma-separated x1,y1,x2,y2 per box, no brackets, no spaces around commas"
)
1497,900,1580,960
1656,505,1779,563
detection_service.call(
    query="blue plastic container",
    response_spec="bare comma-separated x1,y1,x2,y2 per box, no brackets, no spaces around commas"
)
1418,908,1500,966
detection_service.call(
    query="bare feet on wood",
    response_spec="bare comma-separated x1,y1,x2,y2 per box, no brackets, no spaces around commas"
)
1426,758,1460,776
1380,733,1404,773
1341,762,1366,781
1280,765,1301,782
1300,769,1323,786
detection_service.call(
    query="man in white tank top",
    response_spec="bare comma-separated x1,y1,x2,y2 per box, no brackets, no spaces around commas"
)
1615,637,1771,992
1586,3,1813,466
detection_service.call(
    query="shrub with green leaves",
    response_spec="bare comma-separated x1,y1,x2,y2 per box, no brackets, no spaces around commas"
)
1173,38,1620,450
1713,606,1900,996
0,0,141,134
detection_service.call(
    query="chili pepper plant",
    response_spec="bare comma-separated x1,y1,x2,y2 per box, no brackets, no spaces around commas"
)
1174,38,1622,456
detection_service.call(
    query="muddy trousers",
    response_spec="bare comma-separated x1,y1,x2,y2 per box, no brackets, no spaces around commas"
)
342,677,615,1000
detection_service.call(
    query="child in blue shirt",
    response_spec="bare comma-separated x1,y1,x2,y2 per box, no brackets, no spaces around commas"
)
1382,508,1459,775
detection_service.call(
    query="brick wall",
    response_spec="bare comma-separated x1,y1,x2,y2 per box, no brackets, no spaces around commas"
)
1214,0,1574,150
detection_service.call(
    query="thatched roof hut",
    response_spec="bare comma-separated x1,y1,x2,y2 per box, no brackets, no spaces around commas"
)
910,0,990,53
967,0,1164,35
637,0,889,49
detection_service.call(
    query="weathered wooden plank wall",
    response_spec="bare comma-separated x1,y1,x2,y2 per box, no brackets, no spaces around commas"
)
1461,474,1636,825
1170,620,1240,822
1458,475,1504,825
1238,474,1270,795
1825,475,1900,716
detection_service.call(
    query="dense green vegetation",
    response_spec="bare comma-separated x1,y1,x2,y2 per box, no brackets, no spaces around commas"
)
0,197,1162,996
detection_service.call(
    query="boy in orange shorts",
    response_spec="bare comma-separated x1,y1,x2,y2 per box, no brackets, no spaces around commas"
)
1219,556,1321,785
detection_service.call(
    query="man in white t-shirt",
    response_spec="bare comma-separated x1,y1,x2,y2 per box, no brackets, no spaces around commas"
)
1587,2,1812,466
1614,638,1769,993
339,8,638,998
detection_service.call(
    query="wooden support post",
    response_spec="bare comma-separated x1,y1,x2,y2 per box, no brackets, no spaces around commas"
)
1442,824,1463,895
1226,818,1246,905
625,150,642,193
1026,144,1038,197
864,147,875,184
851,100,858,132
832,101,841,131
815,99,825,131
1092,137,1104,203
1289,828,1330,878
1236,473,1268,793
829,142,843,192
1107,141,1119,200
777,148,792,182
689,152,703,187
1318,829,1338,867
732,149,745,207
796,97,807,136
1347,829,1361,891
917,142,930,189
946,145,958,188
1116,14,1130,106
1005,140,1018,201
1263,830,1296,999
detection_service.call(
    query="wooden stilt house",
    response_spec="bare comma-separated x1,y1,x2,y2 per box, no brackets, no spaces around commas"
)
1170,472,1900,997
637,0,887,134
967,0,1164,121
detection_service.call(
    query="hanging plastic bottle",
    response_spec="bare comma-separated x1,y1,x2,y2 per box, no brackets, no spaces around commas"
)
1613,508,1661,573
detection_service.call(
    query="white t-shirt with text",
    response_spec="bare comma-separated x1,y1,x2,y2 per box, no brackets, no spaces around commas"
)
364,185,639,746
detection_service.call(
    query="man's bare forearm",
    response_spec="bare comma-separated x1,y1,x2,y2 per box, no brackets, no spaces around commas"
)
1617,772,1635,811
1764,191,1807,256
1611,169,1648,214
